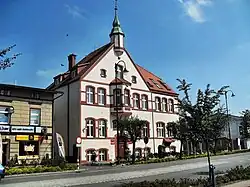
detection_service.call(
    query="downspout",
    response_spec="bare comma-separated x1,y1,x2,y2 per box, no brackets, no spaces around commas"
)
151,92,156,154
51,91,64,159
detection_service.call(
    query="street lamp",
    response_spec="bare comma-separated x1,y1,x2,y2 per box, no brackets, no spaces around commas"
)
219,89,235,151
115,59,128,163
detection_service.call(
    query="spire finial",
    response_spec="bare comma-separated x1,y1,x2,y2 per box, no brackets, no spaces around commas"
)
115,0,118,16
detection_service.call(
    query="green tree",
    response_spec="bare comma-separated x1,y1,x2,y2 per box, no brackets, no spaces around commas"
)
0,45,21,70
119,116,147,164
167,117,189,159
176,79,228,155
240,109,250,139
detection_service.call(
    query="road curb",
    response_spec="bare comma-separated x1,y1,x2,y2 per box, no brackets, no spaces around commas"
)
5,168,88,178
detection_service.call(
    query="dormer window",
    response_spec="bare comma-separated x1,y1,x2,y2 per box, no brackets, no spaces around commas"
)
150,79,161,89
132,76,137,84
100,69,107,78
54,78,60,85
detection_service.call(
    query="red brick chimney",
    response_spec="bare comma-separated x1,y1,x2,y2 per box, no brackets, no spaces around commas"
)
68,54,76,71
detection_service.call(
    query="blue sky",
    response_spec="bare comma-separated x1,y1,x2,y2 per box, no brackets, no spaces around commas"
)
0,0,249,115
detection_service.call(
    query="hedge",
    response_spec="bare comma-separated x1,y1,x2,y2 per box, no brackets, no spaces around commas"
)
115,165,250,187
134,149,250,165
5,163,77,175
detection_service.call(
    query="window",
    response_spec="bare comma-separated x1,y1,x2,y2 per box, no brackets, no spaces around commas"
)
167,126,173,137
150,79,161,89
133,94,140,109
31,93,40,99
124,89,130,106
99,149,107,161
19,141,39,156
30,109,41,126
97,88,106,105
86,150,95,162
168,99,174,113
112,120,118,130
132,76,137,84
54,78,60,85
162,98,168,112
144,147,150,157
86,119,95,137
113,89,122,106
71,70,77,78
157,122,165,137
116,65,123,79
99,120,106,138
0,107,11,124
141,95,148,110
155,97,161,111
142,123,149,137
86,87,94,104
100,69,107,78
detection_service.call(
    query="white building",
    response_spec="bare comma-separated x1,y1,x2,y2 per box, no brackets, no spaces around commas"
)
48,6,180,163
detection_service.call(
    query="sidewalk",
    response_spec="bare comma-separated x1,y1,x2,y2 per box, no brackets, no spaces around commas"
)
223,180,250,187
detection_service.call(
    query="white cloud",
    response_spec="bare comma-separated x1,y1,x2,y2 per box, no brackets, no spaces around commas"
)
177,0,212,23
64,4,86,19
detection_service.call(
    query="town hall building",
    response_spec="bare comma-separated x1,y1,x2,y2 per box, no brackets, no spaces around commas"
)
48,3,180,163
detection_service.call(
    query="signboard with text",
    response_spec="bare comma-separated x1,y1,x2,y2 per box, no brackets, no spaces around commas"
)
11,126,34,133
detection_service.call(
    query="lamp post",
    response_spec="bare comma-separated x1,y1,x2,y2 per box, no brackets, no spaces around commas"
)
224,90,235,151
115,59,128,163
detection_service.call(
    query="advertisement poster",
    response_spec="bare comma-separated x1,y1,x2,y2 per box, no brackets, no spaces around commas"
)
56,133,65,159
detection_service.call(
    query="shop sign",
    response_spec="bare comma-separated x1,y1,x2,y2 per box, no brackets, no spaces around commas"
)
16,135,40,141
0,125,10,133
11,126,34,133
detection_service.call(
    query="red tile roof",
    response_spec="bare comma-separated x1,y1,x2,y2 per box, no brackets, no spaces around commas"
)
110,78,131,85
135,64,177,96
47,43,177,96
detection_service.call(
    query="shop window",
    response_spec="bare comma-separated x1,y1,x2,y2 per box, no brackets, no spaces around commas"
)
30,108,41,126
19,141,39,156
0,106,11,124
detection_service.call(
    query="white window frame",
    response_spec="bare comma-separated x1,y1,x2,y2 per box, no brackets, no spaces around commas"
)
141,95,148,110
86,119,94,138
98,88,105,105
86,87,94,104
99,149,107,161
157,122,165,137
124,89,130,106
133,94,140,109
162,98,167,112
155,97,161,111
169,99,174,113
99,120,106,138
30,108,41,126
87,150,93,162
143,124,148,137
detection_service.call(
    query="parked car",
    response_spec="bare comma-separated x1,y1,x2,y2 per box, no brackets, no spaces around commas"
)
0,164,5,180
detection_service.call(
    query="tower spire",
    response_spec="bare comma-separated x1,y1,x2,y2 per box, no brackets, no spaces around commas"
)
115,0,118,16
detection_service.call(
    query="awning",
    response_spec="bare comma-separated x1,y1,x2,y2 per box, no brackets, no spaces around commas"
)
163,138,175,143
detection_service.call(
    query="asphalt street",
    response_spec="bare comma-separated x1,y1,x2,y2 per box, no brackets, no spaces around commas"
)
1,152,250,187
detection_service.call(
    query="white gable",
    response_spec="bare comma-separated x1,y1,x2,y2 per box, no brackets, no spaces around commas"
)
83,46,149,91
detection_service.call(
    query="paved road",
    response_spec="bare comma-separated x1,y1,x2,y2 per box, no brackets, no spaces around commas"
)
1,152,250,187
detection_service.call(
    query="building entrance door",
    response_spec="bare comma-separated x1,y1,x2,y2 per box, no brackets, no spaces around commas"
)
2,141,9,166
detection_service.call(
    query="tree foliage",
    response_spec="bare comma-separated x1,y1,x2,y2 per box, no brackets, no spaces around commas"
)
174,79,228,154
240,109,250,139
0,45,21,70
119,116,147,164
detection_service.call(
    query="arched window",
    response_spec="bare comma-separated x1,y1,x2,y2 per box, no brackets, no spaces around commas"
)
86,86,95,104
155,97,161,111
86,118,95,137
156,122,165,137
99,149,108,161
168,99,174,113
133,93,140,109
141,95,148,110
162,98,168,112
97,88,106,105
